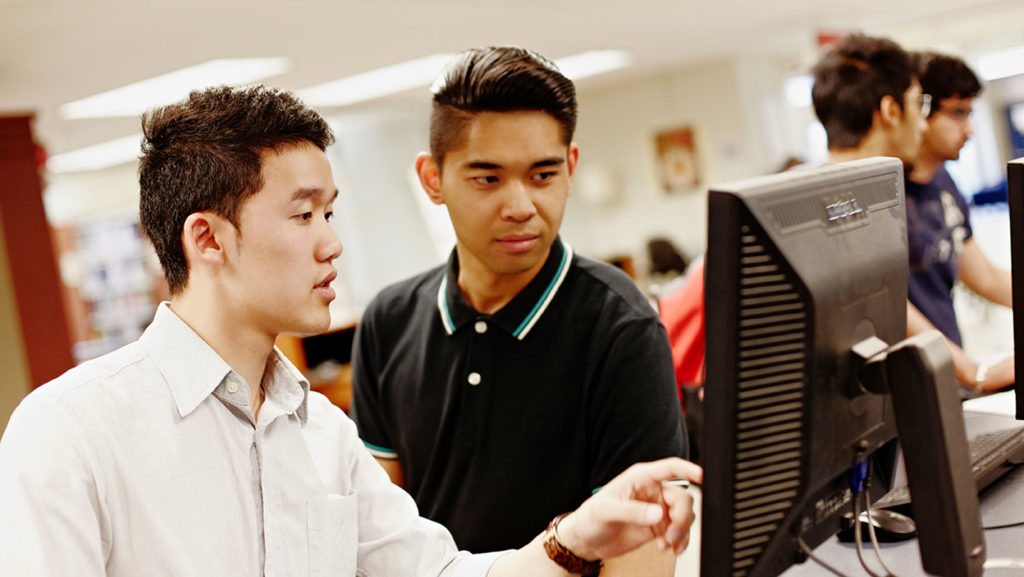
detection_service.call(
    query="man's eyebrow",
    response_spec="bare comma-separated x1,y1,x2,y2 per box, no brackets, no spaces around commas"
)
533,158,566,169
461,158,566,170
463,161,502,170
290,188,339,202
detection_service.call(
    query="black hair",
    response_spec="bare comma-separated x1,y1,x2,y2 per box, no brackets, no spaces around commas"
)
811,34,915,149
429,46,578,166
914,51,982,113
138,85,334,294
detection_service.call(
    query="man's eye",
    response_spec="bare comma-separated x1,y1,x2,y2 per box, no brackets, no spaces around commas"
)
473,176,499,185
325,211,335,222
533,171,557,182
298,212,313,221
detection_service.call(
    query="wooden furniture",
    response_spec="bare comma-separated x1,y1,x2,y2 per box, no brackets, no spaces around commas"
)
275,325,356,412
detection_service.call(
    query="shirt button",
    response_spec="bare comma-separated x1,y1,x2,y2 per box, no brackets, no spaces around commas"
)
226,380,239,394
467,372,482,386
474,321,488,334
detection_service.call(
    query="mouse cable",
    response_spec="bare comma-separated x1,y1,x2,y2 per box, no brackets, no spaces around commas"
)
795,535,851,577
853,489,889,577
983,518,1024,531
862,468,900,577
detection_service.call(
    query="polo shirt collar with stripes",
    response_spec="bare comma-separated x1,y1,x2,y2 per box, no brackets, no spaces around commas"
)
437,237,574,341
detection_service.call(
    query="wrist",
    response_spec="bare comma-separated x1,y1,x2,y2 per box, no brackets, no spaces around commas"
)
555,513,598,561
543,513,602,575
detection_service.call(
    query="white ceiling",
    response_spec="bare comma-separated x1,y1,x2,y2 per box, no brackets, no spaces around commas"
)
3,0,1024,159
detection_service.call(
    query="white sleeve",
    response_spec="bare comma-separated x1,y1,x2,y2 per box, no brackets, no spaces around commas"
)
0,393,108,576
334,414,511,576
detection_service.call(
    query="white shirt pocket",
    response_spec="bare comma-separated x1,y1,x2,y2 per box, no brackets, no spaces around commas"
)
307,493,358,577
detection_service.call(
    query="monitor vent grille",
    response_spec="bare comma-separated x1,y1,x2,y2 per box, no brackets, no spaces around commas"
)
730,227,808,576
766,177,899,231
856,178,900,207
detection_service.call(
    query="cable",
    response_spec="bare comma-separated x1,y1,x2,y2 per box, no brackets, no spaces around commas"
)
862,466,899,577
853,489,886,577
862,490,899,577
796,535,852,577
984,519,1024,531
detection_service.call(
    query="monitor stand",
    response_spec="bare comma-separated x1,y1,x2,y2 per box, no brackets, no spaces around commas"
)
872,331,985,577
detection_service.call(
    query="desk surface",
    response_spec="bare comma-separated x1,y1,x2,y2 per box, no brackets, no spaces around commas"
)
779,410,1024,576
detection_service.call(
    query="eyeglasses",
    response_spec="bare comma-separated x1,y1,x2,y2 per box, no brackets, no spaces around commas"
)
919,94,933,118
937,105,974,123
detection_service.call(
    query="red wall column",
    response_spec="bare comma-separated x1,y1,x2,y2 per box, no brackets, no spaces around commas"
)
0,116,75,387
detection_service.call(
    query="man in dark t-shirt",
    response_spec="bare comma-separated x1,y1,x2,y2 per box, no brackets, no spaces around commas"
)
906,167,973,345
906,51,1014,393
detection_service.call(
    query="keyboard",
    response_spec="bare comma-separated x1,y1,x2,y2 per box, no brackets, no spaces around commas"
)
876,425,1024,510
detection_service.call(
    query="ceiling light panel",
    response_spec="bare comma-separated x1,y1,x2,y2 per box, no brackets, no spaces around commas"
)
59,58,291,119
298,54,456,107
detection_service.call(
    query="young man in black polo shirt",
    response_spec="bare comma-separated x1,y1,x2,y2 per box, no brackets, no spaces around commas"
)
350,46,686,575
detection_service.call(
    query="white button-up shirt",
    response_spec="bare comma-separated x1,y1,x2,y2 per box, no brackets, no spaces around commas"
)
0,303,501,576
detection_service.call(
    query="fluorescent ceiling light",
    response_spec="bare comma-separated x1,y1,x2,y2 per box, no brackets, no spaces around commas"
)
298,50,633,108
46,134,143,173
555,50,631,80
977,45,1024,81
59,58,291,119
299,54,455,107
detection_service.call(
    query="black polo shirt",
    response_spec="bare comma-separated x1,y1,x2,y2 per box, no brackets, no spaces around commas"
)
350,238,685,552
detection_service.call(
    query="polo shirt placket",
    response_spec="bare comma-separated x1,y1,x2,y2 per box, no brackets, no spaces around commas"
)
436,242,573,452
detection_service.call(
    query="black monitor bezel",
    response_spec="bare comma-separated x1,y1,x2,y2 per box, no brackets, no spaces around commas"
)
1007,158,1024,420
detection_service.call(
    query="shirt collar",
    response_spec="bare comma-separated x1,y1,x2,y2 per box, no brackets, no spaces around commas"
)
437,237,574,340
139,303,310,421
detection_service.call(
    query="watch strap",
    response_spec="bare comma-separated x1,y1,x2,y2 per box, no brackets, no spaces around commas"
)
542,513,603,576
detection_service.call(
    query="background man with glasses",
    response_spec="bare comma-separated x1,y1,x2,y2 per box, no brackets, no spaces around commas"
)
905,51,1015,393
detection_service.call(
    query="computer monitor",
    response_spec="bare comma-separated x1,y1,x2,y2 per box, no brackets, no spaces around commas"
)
1007,157,1024,420
700,157,984,577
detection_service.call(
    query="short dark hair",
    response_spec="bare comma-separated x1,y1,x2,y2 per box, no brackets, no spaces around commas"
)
811,33,915,149
138,85,334,295
914,51,982,113
429,46,578,166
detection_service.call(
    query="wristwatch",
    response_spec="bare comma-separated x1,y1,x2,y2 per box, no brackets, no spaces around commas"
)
542,513,603,576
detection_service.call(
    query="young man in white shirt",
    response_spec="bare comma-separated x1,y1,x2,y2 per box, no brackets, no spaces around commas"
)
0,84,700,577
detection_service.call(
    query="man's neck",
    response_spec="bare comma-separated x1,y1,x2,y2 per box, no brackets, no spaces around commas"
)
908,148,943,184
455,246,550,315
169,292,275,419
828,137,889,166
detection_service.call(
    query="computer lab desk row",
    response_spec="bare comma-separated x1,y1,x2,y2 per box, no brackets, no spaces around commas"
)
789,406,1024,577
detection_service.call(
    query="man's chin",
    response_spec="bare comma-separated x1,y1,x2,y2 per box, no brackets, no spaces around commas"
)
288,316,333,337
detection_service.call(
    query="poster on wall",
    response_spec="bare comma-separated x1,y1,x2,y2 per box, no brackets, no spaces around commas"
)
654,125,701,194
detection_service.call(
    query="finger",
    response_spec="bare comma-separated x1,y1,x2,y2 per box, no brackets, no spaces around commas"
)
626,458,703,487
661,485,697,550
592,498,666,527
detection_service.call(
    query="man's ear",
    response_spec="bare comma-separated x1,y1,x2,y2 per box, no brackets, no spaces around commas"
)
879,94,902,127
567,142,580,176
415,152,444,205
181,212,226,267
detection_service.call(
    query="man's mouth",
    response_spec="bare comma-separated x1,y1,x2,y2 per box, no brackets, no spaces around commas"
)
315,271,337,300
497,234,539,253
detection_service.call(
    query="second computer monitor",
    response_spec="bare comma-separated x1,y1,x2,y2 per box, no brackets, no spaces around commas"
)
701,157,983,577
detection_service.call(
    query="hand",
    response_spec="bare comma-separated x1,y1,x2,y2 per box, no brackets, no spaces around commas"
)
556,458,703,561
977,355,1014,393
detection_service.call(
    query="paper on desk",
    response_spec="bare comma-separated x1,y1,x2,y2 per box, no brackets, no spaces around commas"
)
962,390,1017,417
